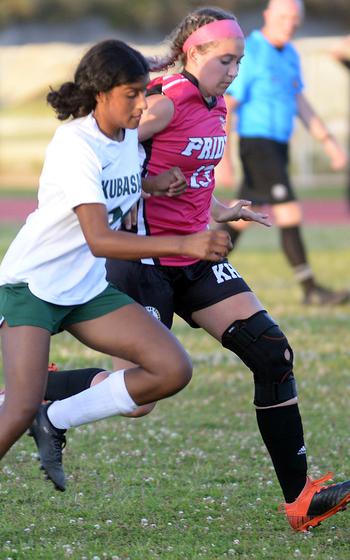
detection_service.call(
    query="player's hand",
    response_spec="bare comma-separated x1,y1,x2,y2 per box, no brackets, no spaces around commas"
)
215,200,272,227
330,35,350,61
181,230,233,262
122,203,138,230
324,139,348,171
143,167,187,197
141,189,151,199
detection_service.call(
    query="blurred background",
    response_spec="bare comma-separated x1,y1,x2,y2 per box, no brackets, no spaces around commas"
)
0,0,350,194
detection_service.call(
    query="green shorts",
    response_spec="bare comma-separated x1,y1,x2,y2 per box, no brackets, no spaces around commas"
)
0,282,134,334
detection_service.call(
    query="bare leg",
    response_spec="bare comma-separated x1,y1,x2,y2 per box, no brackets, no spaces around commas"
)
192,291,263,338
193,292,307,503
0,323,50,458
192,292,297,408
26,304,189,489
68,302,192,404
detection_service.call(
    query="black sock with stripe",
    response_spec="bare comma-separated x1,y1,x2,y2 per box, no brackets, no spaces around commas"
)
256,404,307,503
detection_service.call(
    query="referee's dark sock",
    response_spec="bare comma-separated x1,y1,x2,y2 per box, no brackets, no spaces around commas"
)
45,368,105,401
279,225,316,293
256,404,307,503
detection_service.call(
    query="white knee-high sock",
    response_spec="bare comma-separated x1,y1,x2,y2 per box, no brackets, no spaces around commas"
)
47,370,137,429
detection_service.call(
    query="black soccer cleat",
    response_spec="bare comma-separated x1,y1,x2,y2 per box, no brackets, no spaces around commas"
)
29,403,67,492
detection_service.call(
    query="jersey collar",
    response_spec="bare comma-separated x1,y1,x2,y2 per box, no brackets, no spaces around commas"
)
182,70,217,110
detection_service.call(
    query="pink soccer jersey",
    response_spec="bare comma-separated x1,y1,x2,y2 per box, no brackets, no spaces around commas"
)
137,72,227,266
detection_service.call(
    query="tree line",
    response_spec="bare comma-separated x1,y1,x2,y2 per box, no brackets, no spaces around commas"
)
1,0,349,33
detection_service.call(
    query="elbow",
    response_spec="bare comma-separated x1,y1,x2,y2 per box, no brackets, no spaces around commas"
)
90,246,103,258
87,238,106,258
90,247,103,258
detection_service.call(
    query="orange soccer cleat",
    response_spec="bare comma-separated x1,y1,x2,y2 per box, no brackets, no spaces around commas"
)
280,472,350,532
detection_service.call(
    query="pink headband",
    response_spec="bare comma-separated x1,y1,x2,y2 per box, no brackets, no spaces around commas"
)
182,19,244,53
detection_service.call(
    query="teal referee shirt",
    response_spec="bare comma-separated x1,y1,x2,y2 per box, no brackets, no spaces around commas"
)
226,30,304,143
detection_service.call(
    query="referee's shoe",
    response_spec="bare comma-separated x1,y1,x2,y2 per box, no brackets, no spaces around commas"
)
29,403,66,492
303,285,349,306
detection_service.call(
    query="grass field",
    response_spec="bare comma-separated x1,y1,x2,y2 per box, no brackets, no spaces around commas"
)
0,222,349,559
0,183,347,201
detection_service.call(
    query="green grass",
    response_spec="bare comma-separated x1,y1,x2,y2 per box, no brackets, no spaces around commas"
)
0,223,349,559
1,183,347,200
0,189,38,198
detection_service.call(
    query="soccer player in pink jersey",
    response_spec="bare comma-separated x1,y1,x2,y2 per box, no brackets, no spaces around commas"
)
29,8,349,531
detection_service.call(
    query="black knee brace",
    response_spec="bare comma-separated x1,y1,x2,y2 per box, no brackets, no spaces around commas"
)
222,310,297,407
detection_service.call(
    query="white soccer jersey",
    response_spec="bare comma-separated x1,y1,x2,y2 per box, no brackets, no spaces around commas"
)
0,114,141,305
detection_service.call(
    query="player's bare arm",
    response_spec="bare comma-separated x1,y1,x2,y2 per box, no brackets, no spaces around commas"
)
297,93,347,169
74,203,231,261
138,94,175,142
142,167,187,197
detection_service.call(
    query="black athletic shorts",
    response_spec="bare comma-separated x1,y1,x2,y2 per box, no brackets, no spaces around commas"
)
106,258,251,329
238,137,296,205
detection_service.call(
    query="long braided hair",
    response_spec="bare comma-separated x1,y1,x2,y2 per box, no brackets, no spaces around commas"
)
148,7,238,72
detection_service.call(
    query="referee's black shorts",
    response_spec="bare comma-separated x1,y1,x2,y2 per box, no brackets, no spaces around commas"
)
238,137,296,205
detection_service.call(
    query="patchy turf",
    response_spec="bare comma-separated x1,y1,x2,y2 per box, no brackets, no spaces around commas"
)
0,222,349,559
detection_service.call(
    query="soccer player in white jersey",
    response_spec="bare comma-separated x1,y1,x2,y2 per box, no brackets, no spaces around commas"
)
0,38,236,487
